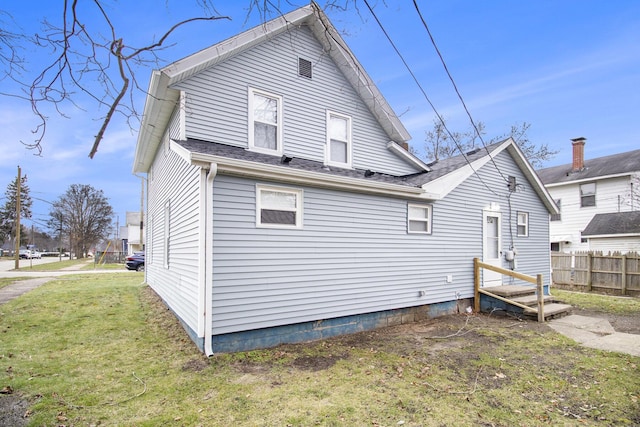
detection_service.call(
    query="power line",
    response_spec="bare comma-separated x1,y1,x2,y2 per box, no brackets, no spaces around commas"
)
362,0,500,197
411,0,509,184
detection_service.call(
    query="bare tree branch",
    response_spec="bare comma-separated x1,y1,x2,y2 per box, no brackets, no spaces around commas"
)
6,0,229,157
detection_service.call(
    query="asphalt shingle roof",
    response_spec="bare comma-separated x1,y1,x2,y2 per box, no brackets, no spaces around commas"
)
537,148,640,185
175,139,508,189
582,211,640,236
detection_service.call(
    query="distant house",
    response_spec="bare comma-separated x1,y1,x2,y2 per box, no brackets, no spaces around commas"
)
120,212,145,255
581,211,640,254
537,138,640,253
133,3,557,354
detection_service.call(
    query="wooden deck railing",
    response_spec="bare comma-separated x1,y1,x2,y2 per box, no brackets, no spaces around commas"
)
474,258,545,322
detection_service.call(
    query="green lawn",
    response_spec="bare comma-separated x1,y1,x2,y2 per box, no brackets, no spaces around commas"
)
0,276,638,426
553,288,640,315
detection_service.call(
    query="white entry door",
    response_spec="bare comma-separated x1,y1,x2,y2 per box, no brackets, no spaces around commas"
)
482,210,502,287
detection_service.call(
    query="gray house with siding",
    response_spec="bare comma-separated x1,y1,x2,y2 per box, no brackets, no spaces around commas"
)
133,3,558,354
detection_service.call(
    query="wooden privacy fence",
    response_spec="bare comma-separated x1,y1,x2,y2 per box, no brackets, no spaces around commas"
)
551,251,640,296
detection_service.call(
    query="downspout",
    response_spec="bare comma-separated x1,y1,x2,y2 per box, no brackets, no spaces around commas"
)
204,163,217,356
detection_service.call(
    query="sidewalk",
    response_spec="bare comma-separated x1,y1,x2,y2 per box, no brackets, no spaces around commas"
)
548,315,640,357
0,260,132,305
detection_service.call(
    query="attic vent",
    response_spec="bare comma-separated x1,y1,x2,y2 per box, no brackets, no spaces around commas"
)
298,58,312,79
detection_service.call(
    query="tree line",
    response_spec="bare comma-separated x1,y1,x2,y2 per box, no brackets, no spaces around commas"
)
0,173,114,258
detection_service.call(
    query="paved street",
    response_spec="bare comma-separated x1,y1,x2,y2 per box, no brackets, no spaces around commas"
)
0,256,65,272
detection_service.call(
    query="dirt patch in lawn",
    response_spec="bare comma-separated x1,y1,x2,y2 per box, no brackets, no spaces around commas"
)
0,393,29,427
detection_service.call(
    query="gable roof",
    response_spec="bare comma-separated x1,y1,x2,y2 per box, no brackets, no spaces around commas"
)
133,2,410,174
582,211,640,237
537,147,640,186
412,138,559,214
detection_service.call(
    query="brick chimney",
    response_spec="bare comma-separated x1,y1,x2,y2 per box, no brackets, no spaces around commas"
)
571,137,586,172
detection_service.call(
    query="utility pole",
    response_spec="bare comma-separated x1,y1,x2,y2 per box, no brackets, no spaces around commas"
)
14,166,21,270
59,216,63,262
139,177,144,252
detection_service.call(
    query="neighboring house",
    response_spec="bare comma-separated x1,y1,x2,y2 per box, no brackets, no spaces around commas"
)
581,211,640,254
120,211,145,255
133,3,557,354
537,138,640,253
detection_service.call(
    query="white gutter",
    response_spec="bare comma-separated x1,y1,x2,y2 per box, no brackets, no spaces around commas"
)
544,171,635,188
204,163,217,356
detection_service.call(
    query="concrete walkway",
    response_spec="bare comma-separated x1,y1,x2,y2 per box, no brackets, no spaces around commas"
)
548,315,640,357
0,277,55,305
0,260,133,305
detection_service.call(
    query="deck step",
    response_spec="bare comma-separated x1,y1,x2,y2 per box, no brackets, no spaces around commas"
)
482,285,536,298
511,294,555,306
523,303,573,320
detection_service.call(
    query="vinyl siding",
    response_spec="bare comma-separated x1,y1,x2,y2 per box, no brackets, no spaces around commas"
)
173,24,419,175
548,175,632,252
210,150,551,335
146,110,202,334
588,236,640,254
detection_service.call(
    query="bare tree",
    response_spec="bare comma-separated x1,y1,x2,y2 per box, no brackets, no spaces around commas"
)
1,1,231,158
49,184,114,258
492,122,558,169
421,119,557,168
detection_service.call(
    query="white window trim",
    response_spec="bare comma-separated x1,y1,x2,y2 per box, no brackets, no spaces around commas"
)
517,211,529,237
248,87,283,155
407,203,432,234
325,110,352,168
580,182,596,208
256,184,303,229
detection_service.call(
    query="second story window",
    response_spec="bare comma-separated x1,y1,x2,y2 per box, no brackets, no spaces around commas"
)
580,183,596,207
249,88,282,154
326,111,351,167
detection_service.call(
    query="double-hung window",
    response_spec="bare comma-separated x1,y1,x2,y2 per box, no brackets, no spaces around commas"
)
249,88,282,154
257,185,302,229
407,204,432,234
580,183,596,207
517,211,529,237
326,111,351,167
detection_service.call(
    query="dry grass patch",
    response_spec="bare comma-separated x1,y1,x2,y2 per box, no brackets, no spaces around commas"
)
0,276,638,426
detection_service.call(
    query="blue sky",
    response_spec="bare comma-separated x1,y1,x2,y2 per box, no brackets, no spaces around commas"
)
1,0,639,234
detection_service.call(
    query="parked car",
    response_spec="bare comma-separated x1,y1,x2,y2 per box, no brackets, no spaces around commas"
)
19,249,41,259
125,252,145,271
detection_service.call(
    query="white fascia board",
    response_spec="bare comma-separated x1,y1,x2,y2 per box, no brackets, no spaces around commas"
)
307,6,411,143
544,171,636,188
585,233,640,239
420,145,501,199
170,140,425,199
387,142,430,172
133,71,179,173
506,142,560,215
161,6,314,86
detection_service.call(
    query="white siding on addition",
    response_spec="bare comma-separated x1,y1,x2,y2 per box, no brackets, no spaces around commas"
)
548,175,633,252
